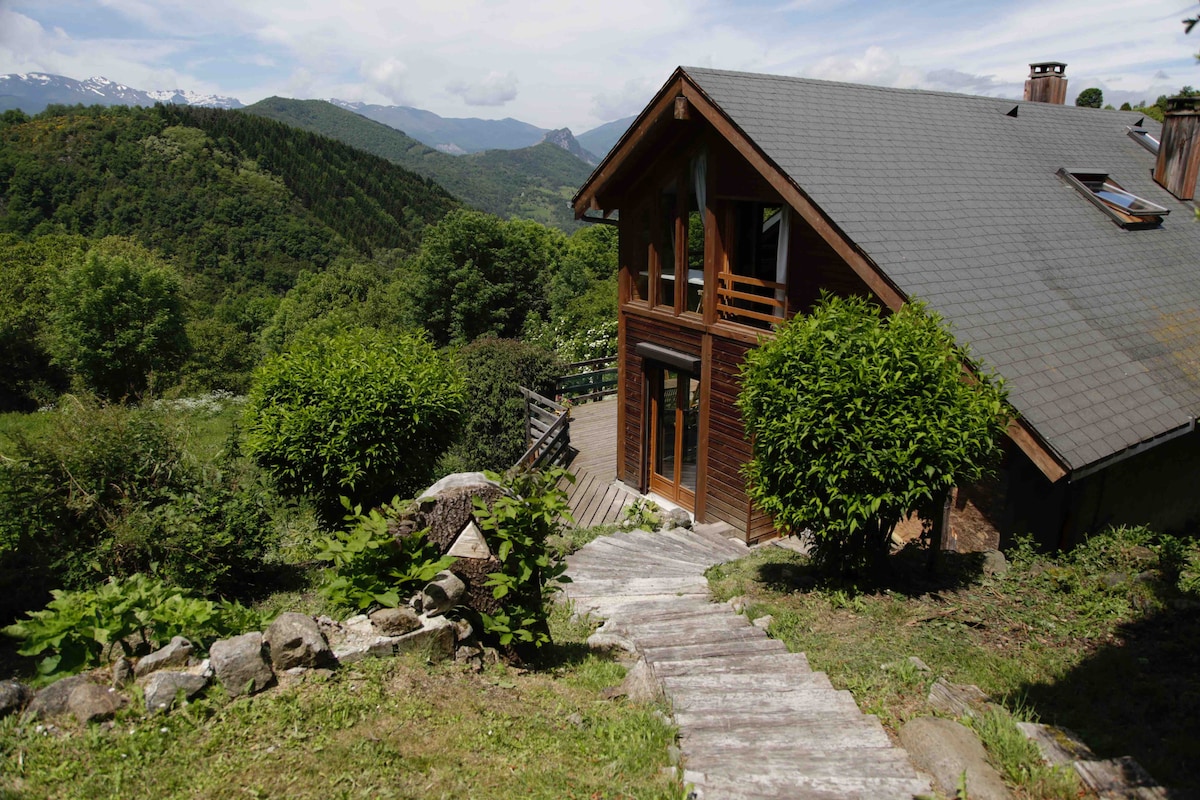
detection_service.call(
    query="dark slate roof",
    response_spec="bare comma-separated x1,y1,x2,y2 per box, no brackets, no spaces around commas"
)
684,66,1200,474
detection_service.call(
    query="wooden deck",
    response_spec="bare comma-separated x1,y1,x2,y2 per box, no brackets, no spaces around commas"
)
562,398,638,528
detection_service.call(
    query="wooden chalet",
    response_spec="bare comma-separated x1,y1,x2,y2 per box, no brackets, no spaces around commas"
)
573,64,1200,547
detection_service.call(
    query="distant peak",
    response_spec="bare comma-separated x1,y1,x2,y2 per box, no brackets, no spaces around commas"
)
540,127,597,165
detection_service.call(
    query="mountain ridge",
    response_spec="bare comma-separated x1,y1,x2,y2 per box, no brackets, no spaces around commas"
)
0,72,243,112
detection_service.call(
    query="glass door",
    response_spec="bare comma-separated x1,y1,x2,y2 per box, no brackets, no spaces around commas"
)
648,367,699,509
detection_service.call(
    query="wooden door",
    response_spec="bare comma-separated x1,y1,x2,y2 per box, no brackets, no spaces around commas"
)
648,366,700,510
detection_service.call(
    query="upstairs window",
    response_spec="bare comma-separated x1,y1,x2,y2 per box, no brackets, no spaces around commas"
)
716,201,789,329
1058,168,1169,228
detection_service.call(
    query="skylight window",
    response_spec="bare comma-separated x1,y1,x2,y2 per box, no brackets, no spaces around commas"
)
1126,125,1160,155
1057,168,1169,228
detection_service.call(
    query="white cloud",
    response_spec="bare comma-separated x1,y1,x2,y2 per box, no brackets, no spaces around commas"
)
363,57,410,105
446,70,518,107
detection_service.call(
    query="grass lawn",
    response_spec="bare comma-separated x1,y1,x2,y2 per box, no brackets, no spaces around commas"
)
0,607,682,800
706,529,1200,798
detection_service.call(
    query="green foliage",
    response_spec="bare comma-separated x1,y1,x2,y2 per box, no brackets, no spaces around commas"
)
2,573,260,678
46,239,190,400
315,497,456,611
965,707,1080,799
0,396,277,618
475,468,573,652
243,328,465,522
0,233,83,409
1074,87,1104,108
738,293,1009,574
621,498,664,532
412,210,562,346
443,338,563,472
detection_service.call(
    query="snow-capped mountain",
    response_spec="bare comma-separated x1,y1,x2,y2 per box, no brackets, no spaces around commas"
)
0,72,244,114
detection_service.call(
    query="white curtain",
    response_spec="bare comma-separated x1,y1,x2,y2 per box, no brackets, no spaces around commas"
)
774,207,789,308
691,151,707,225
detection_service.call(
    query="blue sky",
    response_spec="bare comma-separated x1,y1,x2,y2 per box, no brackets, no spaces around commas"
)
1,0,1197,132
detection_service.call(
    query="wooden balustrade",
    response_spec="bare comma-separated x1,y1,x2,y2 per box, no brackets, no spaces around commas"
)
715,271,786,328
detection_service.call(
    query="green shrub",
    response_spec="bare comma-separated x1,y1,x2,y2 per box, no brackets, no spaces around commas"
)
738,293,1009,575
443,338,563,472
315,497,456,611
0,396,277,618
475,467,573,654
243,328,465,522
2,573,261,678
46,240,190,401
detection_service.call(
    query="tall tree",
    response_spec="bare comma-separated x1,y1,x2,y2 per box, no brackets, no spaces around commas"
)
1075,87,1104,108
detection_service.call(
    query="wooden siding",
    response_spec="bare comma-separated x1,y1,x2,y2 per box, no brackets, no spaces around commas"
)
787,215,872,313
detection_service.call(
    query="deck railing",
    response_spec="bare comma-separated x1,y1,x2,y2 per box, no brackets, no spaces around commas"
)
556,356,617,403
716,271,786,329
516,387,571,469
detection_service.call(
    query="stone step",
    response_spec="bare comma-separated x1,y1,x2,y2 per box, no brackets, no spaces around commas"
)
683,747,918,780
640,637,789,663
669,688,861,716
604,531,730,563
627,625,764,651
678,715,891,750
661,671,832,693
652,651,813,677
684,770,931,800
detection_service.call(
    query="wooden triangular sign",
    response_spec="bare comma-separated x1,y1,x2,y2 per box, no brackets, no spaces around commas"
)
447,518,492,559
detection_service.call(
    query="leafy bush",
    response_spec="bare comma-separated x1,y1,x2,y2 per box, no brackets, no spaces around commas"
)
738,293,1009,575
243,328,465,522
315,497,455,611
475,468,573,653
443,338,563,472
2,574,261,678
46,240,190,401
0,396,277,619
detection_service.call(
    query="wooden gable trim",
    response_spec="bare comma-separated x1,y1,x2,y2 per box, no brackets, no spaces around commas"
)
573,70,689,216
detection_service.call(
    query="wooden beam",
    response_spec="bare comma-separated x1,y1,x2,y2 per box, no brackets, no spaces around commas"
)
674,96,691,120
1006,417,1068,483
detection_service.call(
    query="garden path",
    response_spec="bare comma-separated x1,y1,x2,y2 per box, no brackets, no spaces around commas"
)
564,526,931,800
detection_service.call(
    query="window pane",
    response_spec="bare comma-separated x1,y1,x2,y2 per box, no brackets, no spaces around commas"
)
655,370,678,482
657,183,677,309
680,374,699,493
630,207,650,302
685,187,704,314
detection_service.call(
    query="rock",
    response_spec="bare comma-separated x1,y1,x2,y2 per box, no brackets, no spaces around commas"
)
27,674,92,719
332,615,456,664
751,615,773,630
265,612,332,670
928,677,991,718
586,631,637,654
210,632,275,697
420,571,466,616
615,658,661,704
728,595,748,614
187,658,214,679
141,671,208,714
111,657,134,688
908,656,932,672
900,717,1010,800
342,615,373,636
980,549,1009,577
661,507,692,530
452,618,474,641
0,680,31,717
66,683,126,723
369,607,421,637
134,636,193,678
1101,572,1127,589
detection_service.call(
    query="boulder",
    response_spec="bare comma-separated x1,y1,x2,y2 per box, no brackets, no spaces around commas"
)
0,680,31,718
111,657,134,688
980,549,1009,577
210,632,274,697
900,717,1010,800
141,671,208,714
601,658,661,704
134,636,193,678
333,615,456,664
27,674,92,719
661,507,692,530
368,607,421,637
264,612,331,670
66,683,126,723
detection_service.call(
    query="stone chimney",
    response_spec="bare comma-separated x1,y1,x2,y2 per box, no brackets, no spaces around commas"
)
1154,96,1200,201
1024,62,1068,105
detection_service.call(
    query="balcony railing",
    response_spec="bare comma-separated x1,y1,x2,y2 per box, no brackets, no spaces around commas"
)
716,271,786,329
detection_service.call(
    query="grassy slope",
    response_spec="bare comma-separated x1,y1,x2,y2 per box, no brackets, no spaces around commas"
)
706,533,1200,797
243,98,591,230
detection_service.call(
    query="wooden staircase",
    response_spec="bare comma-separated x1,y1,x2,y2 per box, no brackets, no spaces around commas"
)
564,526,931,800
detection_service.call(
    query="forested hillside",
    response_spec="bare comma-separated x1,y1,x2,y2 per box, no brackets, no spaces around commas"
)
244,98,591,230
0,105,458,300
